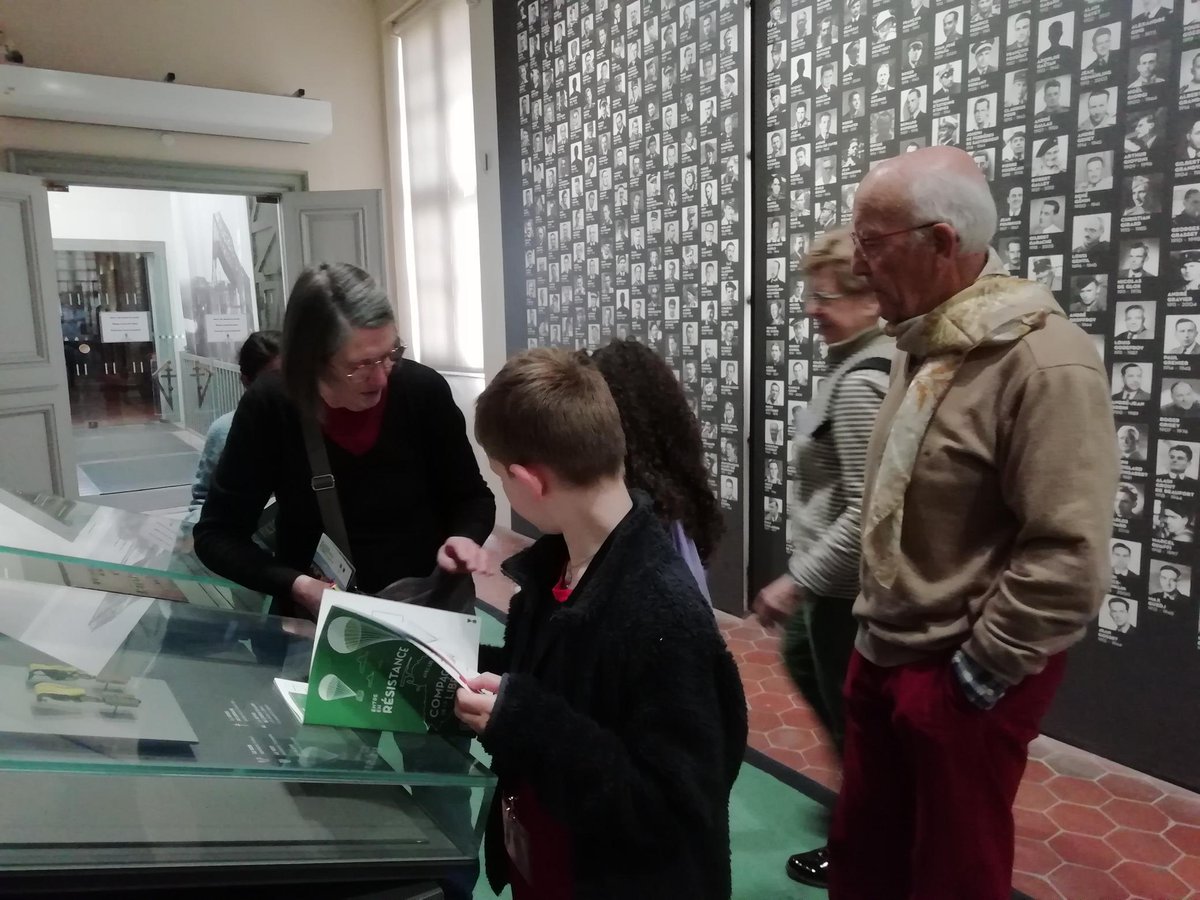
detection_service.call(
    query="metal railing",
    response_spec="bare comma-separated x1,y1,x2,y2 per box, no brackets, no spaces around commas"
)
179,352,244,438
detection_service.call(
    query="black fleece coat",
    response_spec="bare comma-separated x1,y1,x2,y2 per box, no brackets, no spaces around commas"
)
194,362,494,617
477,493,748,900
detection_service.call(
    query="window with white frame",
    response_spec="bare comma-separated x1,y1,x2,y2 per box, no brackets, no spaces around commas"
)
394,0,484,373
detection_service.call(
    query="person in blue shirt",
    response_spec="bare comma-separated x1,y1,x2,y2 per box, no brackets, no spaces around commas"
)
190,331,282,507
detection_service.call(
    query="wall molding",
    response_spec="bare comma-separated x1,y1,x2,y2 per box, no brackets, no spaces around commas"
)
5,150,309,196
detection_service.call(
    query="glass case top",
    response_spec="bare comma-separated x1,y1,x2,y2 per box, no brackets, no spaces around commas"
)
0,487,264,609
0,577,493,789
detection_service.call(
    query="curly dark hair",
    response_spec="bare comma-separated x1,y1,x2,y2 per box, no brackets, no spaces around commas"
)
589,339,724,562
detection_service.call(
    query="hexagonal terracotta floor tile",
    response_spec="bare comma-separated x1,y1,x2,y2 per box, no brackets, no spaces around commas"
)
1047,863,1127,900
1015,808,1061,843
758,675,799,696
748,691,794,714
1102,797,1171,833
722,638,756,658
804,766,841,791
742,649,777,665
1023,759,1055,784
1158,793,1200,828
736,662,775,684
778,705,821,729
1105,829,1181,867
801,744,840,771
1012,871,1061,900
725,626,764,644
1014,836,1061,876
1015,781,1058,813
1165,823,1200,858
765,726,820,753
1047,802,1116,838
762,746,809,772
1046,752,1108,780
1169,853,1200,893
1047,775,1110,807
1111,860,1190,900
1097,771,1165,804
748,708,783,734
1048,831,1120,871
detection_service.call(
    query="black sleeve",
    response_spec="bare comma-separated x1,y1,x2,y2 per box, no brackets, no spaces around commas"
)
477,643,510,676
420,371,497,545
481,613,747,846
194,386,302,598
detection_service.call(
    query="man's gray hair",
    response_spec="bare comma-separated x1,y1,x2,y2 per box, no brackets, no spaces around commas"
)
906,168,998,253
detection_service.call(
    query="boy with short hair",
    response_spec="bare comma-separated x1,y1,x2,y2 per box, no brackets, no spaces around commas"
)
456,348,747,900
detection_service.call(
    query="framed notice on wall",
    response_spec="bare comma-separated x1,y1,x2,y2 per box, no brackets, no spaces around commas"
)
98,311,151,344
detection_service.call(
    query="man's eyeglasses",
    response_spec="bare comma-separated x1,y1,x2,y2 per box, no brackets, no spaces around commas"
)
342,342,406,382
851,221,941,252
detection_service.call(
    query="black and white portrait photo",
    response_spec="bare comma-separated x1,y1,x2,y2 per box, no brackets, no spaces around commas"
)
1037,12,1075,58
1115,301,1156,341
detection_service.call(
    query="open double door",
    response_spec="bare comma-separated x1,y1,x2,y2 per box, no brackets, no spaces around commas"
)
0,172,385,497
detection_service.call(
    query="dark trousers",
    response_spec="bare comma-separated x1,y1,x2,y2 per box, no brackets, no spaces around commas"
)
781,594,859,753
828,650,1067,900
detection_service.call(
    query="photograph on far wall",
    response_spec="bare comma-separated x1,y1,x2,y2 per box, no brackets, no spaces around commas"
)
748,0,1200,791
504,0,747,612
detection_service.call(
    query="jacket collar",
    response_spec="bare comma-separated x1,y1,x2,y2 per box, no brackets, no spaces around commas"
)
501,489,660,622
827,324,885,365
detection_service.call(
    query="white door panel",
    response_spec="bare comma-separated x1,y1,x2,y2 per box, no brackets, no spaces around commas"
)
279,190,386,291
0,173,76,496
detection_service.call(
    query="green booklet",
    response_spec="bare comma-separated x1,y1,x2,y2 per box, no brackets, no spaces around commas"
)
302,590,480,735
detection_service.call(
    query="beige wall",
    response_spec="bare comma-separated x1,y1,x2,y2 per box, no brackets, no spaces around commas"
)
0,0,389,192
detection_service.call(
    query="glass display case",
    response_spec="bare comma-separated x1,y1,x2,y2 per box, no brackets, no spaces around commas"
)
0,487,268,611
0,578,494,896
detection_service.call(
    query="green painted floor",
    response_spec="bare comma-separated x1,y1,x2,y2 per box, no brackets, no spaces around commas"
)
470,610,830,899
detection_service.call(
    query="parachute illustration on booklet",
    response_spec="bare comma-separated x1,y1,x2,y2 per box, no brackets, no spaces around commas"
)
299,590,481,735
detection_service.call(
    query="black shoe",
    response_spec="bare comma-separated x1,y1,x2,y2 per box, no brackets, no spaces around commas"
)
786,846,830,888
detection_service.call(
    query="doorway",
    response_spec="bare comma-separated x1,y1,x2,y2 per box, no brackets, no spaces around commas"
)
4,151,382,509
47,186,262,501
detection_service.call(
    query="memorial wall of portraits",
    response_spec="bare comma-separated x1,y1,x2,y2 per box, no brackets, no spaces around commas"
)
504,0,749,612
746,0,1200,788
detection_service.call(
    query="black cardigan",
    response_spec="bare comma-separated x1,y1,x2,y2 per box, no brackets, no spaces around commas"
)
478,492,748,900
194,361,495,616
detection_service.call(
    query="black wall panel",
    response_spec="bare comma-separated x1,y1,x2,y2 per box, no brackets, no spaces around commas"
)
747,0,1200,791
495,0,750,614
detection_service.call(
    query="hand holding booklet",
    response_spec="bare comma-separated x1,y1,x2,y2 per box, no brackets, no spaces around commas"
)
288,572,482,735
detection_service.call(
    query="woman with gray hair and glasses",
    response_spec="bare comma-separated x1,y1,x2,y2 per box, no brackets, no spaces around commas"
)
195,262,496,619
752,227,893,890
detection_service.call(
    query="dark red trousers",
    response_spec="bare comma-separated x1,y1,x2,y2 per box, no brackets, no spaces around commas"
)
828,648,1067,900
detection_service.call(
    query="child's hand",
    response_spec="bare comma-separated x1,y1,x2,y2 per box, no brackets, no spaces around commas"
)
455,672,502,734
437,537,498,576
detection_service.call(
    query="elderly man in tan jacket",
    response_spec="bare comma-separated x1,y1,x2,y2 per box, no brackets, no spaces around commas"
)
829,147,1118,900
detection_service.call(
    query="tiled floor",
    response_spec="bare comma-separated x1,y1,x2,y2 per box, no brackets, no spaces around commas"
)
475,529,1200,900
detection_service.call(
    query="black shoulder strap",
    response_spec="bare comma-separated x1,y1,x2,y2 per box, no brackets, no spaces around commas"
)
810,354,893,440
300,416,357,590
846,356,892,376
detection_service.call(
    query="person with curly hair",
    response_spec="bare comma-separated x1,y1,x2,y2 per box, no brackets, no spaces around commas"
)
590,339,724,603
752,227,894,890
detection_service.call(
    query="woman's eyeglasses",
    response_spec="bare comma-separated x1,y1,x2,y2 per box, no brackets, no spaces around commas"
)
343,342,406,382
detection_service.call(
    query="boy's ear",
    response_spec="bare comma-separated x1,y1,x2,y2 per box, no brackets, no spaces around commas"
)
509,463,550,498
